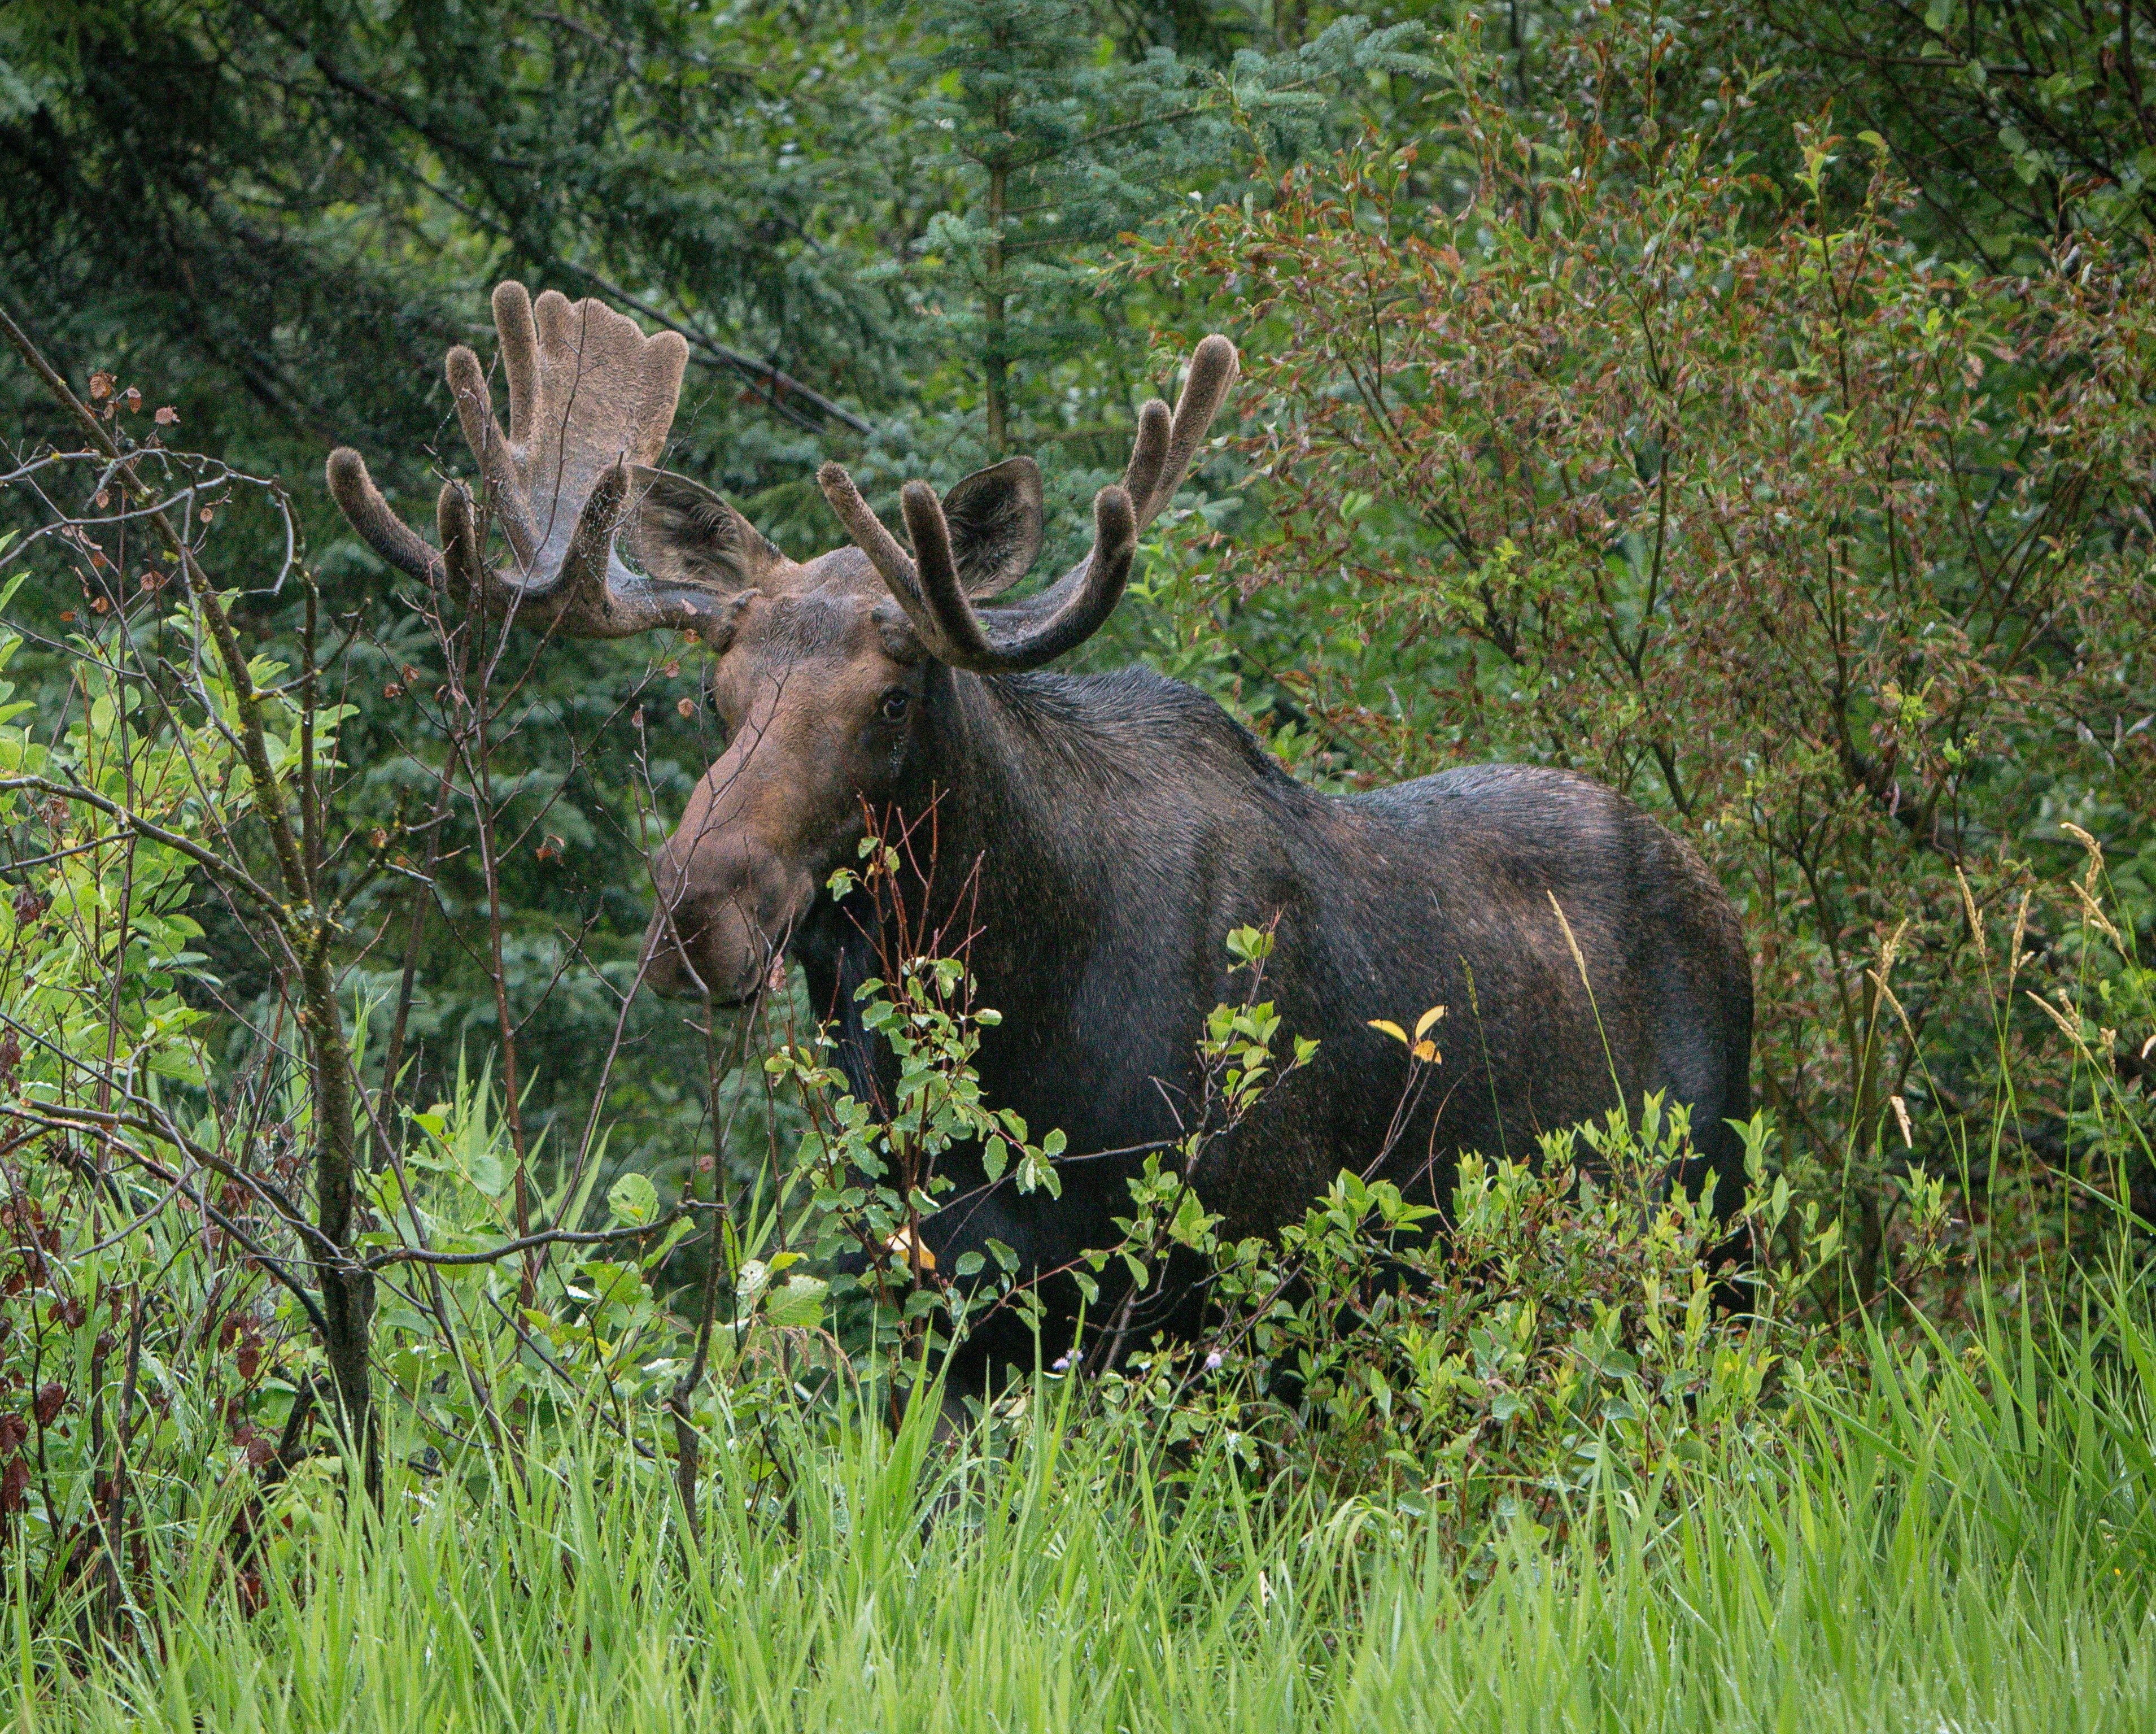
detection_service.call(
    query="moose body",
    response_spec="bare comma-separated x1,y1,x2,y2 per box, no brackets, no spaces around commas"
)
327,282,1752,1386
791,664,1752,1352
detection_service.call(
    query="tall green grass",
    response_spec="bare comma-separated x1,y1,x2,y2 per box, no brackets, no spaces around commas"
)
8,1268,2153,1733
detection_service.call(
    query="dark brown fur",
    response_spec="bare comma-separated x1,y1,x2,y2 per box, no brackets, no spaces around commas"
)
326,285,1755,1389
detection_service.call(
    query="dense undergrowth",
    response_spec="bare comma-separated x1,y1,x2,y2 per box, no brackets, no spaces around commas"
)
1,1262,2151,1732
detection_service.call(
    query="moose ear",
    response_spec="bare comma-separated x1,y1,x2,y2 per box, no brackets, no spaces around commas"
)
625,469,784,592
940,456,1044,598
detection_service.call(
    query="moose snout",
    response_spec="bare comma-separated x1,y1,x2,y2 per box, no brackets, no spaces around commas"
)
639,838,813,1004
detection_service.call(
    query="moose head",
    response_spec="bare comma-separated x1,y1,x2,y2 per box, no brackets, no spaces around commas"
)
326,284,1237,1004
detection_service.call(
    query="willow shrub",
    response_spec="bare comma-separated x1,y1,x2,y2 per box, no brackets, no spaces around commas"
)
1136,36,2156,1304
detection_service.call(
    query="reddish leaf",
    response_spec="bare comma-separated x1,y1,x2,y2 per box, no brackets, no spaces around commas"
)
154,405,179,425
0,1415,26,1453
0,1456,27,1514
33,1383,63,1426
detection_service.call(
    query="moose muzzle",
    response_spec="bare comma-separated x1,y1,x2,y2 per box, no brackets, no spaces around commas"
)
640,827,816,1004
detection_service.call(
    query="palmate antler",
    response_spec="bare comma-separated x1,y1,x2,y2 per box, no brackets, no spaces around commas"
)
326,284,774,639
817,335,1238,674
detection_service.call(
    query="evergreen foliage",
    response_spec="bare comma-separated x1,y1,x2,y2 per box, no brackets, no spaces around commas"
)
898,0,1423,457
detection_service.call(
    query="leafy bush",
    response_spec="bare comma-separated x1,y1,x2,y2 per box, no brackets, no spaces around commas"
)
1086,1099,1800,1549
0,560,297,1618
1135,20,2156,1299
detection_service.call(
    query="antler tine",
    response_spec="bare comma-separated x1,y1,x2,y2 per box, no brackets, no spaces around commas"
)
444,343,539,565
492,281,540,453
1142,333,1238,529
324,448,440,585
815,463,952,648
436,478,484,603
898,483,998,667
900,481,1137,675
1119,398,1171,525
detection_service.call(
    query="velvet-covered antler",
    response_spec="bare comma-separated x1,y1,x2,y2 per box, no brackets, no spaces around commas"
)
325,284,778,639
817,334,1238,674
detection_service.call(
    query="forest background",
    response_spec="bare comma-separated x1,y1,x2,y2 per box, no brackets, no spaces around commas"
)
8,0,2149,1283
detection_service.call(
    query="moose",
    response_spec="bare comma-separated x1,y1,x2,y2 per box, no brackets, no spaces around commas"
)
327,284,1753,1392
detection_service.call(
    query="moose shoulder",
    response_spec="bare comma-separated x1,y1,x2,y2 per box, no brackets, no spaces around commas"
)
327,283,1753,1377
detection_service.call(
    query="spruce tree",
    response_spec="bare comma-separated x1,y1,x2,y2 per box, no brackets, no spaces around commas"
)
897,2,1426,530
907,0,1185,454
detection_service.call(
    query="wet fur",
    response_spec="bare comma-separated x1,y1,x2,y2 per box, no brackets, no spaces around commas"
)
791,661,1753,1386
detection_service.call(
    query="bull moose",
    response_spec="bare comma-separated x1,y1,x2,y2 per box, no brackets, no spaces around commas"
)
327,284,1753,1389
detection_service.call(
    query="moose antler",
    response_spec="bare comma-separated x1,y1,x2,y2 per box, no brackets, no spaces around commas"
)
326,284,770,639
818,334,1238,674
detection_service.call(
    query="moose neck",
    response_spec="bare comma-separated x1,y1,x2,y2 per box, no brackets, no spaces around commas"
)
796,661,1154,1055
907,664,1128,979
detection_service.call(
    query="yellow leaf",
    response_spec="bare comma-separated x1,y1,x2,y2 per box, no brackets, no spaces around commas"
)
886,1225,936,1272
1368,1019,1408,1044
1412,1040,1440,1064
1414,1004,1447,1041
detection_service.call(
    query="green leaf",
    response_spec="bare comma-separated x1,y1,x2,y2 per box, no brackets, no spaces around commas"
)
464,1148,508,1199
606,1171,660,1228
765,1275,827,1328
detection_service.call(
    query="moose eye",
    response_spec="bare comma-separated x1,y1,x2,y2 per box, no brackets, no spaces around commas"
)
880,687,910,723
